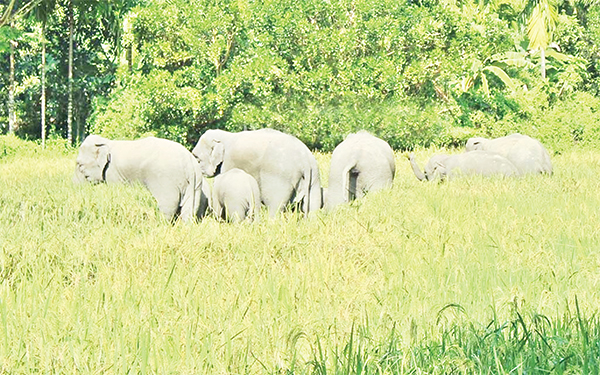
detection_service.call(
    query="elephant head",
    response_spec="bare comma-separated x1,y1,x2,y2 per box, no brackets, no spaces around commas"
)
409,153,449,181
465,137,488,151
75,135,111,183
192,130,225,177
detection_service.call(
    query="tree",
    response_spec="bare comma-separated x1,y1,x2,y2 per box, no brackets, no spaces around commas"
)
8,25,16,133
460,55,519,96
1,0,43,27
67,0,73,143
526,0,559,79
32,0,56,147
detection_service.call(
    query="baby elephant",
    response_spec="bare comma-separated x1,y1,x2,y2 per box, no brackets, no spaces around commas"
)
212,168,261,223
409,151,518,181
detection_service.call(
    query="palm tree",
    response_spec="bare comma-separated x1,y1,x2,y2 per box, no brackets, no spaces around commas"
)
1,0,43,27
525,0,558,79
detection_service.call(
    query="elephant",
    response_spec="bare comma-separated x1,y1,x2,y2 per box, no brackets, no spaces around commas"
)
212,168,261,223
74,135,210,222
465,133,552,175
325,131,395,210
409,150,518,181
192,128,322,215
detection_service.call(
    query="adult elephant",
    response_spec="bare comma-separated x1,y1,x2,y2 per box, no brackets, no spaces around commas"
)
409,151,518,181
465,133,552,175
325,131,395,210
74,135,210,222
192,128,322,215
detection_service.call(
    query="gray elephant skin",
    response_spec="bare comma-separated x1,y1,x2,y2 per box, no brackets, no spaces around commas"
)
410,150,518,181
192,128,322,215
75,135,209,222
325,131,395,210
465,133,552,175
212,168,261,222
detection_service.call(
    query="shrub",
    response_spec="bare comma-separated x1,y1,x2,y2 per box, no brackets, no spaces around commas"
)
89,87,150,140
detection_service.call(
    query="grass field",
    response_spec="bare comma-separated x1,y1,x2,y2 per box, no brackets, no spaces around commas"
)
1,135,600,373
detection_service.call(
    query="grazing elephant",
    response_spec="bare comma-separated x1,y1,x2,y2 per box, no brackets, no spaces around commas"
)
325,131,395,210
212,168,261,222
409,151,518,181
192,128,322,215
465,133,552,175
75,135,210,222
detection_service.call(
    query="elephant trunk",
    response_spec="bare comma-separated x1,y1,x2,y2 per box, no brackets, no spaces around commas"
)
409,153,426,181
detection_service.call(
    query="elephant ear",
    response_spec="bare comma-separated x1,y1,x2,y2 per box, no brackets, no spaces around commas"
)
466,137,485,151
431,160,447,181
76,136,111,183
210,140,225,172
92,142,111,181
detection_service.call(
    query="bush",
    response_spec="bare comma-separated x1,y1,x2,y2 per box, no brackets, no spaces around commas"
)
0,134,73,161
89,87,149,140
534,91,600,152
0,134,37,160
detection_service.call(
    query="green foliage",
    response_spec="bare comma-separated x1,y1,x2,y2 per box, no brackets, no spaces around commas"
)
89,0,523,150
533,91,600,151
0,0,138,141
3,0,600,150
0,134,73,160
301,308,600,374
0,134,37,159
88,86,148,140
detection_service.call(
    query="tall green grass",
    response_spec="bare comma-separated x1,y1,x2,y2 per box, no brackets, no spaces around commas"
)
1,136,600,373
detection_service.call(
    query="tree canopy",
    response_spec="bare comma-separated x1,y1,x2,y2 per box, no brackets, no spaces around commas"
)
2,0,600,150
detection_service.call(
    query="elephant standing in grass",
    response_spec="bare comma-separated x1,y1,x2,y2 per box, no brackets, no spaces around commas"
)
75,135,210,222
465,133,552,175
192,129,322,215
212,168,261,223
409,151,518,181
325,131,395,210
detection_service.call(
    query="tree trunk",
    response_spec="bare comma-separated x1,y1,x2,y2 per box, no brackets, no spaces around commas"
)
540,47,546,80
41,21,47,148
8,34,16,133
67,0,74,144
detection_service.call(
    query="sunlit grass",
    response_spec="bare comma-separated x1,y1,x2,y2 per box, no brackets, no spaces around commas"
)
1,139,600,373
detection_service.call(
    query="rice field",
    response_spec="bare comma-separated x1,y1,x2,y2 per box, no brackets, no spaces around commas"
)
1,136,600,373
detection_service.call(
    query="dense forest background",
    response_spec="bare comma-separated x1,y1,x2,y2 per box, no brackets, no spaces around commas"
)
1,0,600,151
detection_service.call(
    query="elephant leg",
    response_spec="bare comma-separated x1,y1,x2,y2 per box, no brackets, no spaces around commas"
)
305,182,322,213
179,185,200,222
301,169,323,213
145,179,182,221
226,201,248,223
212,191,225,221
198,178,211,219
260,176,293,216
155,191,181,222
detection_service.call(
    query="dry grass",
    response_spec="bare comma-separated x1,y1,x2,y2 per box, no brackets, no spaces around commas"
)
1,137,599,373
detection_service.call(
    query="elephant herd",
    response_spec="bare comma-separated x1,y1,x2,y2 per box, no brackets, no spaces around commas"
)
410,133,552,181
74,130,552,223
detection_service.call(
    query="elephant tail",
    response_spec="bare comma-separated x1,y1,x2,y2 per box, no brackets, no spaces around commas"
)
294,164,322,215
324,162,355,210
